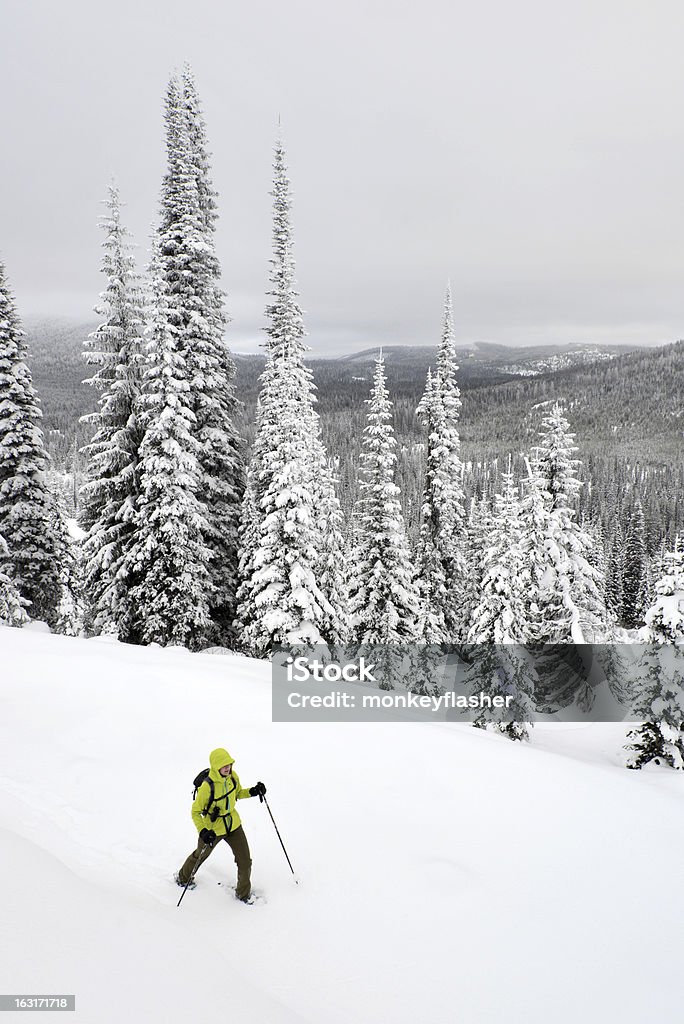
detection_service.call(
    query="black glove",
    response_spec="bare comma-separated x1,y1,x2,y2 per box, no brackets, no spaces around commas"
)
249,781,267,801
199,828,216,846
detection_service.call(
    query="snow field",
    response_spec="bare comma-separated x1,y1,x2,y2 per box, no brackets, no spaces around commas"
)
1,626,683,1023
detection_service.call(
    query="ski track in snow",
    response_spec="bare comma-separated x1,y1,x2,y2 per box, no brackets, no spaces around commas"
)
1,625,684,1024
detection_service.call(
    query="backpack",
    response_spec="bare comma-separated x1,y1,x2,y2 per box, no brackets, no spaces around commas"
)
192,768,215,812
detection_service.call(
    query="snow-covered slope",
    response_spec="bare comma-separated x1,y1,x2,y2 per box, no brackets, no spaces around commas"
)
1,626,682,1023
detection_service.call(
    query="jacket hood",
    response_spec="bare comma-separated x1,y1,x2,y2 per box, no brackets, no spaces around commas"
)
209,748,235,774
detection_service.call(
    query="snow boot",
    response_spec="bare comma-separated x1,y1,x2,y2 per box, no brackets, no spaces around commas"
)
175,872,196,890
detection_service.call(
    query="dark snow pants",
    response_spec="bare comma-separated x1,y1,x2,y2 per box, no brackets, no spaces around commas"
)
178,825,252,900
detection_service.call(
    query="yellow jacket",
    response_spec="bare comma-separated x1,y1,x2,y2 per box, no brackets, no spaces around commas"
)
192,748,253,837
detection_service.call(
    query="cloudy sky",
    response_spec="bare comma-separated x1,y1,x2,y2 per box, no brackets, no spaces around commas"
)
2,0,684,354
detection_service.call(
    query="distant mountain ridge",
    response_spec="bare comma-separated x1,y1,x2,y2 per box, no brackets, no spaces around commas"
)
20,315,682,467
19,317,684,546
327,340,641,379
332,340,639,364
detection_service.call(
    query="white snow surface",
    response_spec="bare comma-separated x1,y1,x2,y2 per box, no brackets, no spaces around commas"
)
1,626,683,1023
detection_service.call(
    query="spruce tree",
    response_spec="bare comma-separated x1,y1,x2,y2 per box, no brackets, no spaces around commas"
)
235,139,337,655
415,368,448,643
468,463,528,644
127,71,243,647
80,184,145,639
626,538,684,769
534,402,582,512
466,463,535,740
605,521,625,618
621,499,648,628
415,286,469,641
178,66,244,641
517,461,571,645
516,435,610,713
348,353,420,646
238,392,332,656
0,260,74,626
531,405,606,643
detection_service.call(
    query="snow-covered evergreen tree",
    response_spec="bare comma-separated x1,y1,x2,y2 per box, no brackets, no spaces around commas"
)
468,464,527,644
515,419,610,713
605,522,625,618
534,401,582,512
466,463,535,740
415,286,469,641
235,139,336,656
177,66,244,642
125,71,243,647
80,184,145,639
0,260,74,626
627,537,684,769
517,462,571,646
528,405,606,644
621,500,648,628
415,368,448,643
348,353,420,646
238,396,333,656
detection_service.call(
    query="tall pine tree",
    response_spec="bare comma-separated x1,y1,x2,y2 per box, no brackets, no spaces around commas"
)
235,139,338,656
348,352,420,645
126,71,243,647
415,368,448,642
466,463,535,741
80,184,146,639
178,66,244,641
468,463,528,644
621,499,648,628
529,404,606,644
415,286,469,641
0,260,74,627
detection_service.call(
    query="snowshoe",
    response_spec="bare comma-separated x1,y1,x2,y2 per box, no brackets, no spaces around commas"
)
174,872,196,890
218,882,266,904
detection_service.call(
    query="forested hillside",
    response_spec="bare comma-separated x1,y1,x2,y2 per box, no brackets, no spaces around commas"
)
234,341,684,550
23,317,684,551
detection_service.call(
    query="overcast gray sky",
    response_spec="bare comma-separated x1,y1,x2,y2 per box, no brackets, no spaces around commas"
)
2,0,684,354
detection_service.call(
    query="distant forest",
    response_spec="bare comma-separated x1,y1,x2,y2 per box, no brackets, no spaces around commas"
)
26,319,684,555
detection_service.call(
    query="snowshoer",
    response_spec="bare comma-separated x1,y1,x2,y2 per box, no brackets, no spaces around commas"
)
175,747,267,903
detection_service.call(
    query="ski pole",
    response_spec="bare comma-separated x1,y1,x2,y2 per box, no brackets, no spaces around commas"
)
177,839,209,908
262,794,298,884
